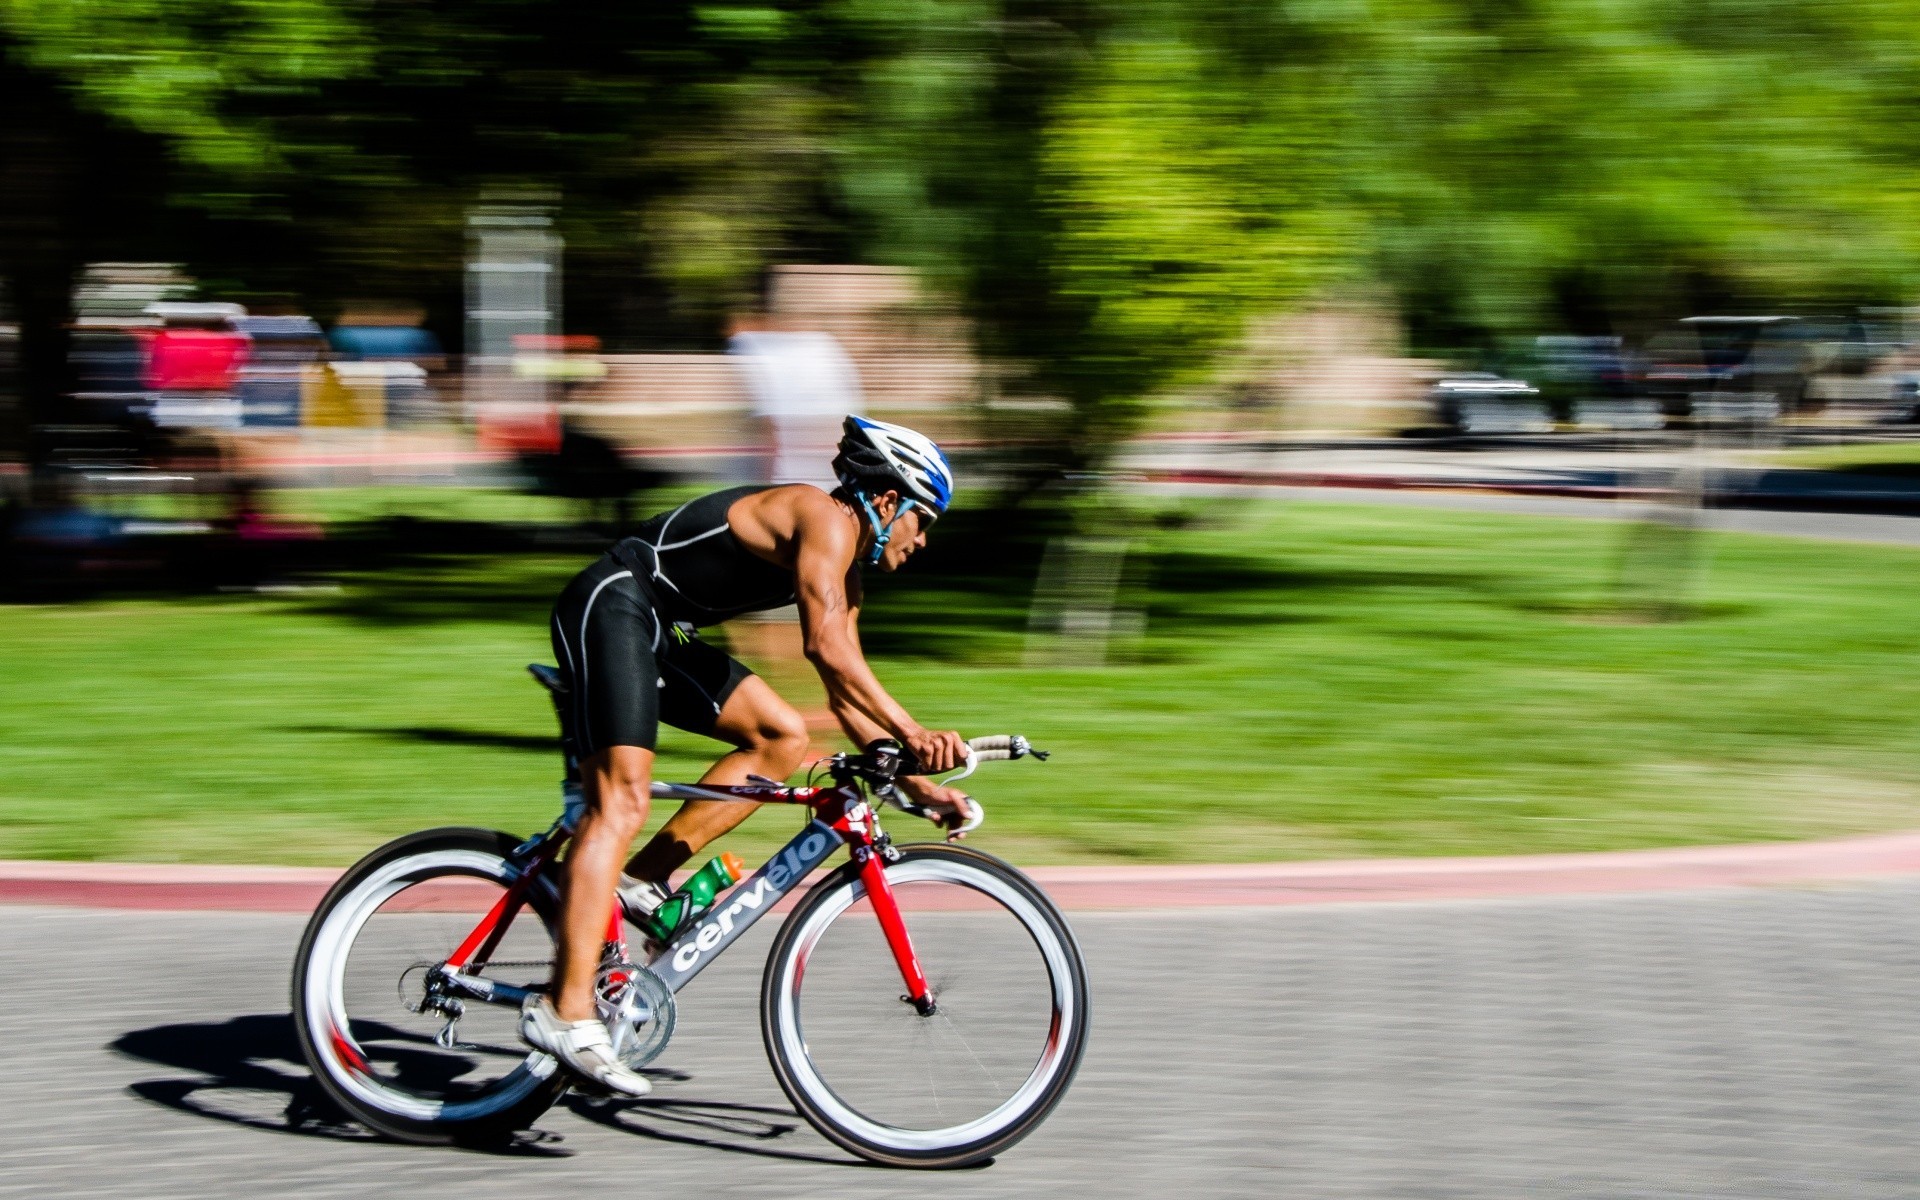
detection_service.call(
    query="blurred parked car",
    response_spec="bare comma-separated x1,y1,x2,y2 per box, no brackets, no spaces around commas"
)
1637,316,1815,425
142,302,250,430
1428,372,1548,435
1822,308,1919,422
1529,336,1662,430
1888,374,1920,424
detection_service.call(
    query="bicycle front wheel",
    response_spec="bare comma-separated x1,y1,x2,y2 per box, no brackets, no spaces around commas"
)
760,843,1090,1168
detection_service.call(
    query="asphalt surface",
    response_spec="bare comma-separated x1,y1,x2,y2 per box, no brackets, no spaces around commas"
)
10,883,1920,1198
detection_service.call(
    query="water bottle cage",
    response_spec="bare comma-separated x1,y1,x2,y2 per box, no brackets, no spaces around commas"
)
649,900,700,947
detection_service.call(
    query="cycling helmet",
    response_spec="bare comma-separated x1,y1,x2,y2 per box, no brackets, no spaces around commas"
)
832,415,954,563
833,415,954,515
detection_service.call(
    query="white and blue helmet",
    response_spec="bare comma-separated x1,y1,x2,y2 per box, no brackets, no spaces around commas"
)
833,415,954,518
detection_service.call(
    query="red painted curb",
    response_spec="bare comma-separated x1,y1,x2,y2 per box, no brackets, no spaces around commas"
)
6,830,1920,913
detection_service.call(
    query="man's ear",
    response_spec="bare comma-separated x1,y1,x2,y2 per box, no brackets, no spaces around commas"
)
879,489,902,517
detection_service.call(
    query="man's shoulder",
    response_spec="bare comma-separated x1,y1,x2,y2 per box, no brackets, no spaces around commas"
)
774,485,855,553
765,482,838,517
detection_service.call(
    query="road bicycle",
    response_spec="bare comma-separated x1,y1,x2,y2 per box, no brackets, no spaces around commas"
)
292,664,1090,1168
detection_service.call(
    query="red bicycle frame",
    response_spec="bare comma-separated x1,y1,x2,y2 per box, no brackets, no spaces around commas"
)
436,778,932,1009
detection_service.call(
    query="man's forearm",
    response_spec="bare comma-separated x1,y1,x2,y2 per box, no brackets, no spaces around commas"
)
808,640,919,740
829,692,893,750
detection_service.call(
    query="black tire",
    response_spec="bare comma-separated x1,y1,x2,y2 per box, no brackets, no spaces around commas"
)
759,843,1090,1168
291,827,566,1144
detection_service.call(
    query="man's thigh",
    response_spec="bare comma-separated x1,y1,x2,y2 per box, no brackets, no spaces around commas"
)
657,635,756,738
552,563,662,754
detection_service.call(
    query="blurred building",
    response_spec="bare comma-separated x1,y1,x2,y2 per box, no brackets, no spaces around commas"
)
465,199,562,452
1255,306,1438,435
566,265,978,473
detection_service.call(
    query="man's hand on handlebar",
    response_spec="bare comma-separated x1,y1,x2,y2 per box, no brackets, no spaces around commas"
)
896,776,977,842
903,728,967,775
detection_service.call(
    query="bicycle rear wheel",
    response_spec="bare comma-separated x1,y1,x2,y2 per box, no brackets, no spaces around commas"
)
760,843,1090,1168
291,828,566,1143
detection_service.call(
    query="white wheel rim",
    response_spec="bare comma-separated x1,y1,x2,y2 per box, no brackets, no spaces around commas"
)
771,857,1078,1154
301,849,558,1123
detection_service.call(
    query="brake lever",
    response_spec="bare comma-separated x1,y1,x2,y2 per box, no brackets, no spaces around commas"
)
939,748,980,787
949,796,985,837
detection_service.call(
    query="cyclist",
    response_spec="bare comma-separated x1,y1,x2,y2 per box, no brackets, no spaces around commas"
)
520,416,975,1096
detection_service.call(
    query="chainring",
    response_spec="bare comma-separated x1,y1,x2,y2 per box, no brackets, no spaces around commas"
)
597,961,677,1069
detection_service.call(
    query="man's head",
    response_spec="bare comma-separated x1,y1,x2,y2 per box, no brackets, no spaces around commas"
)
856,488,932,572
833,416,953,568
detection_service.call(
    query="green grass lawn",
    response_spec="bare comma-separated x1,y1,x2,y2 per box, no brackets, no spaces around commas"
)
1768,440,1920,477
4,495,1919,866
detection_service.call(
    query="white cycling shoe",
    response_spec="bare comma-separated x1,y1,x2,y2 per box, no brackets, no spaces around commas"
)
519,995,652,1097
616,874,671,931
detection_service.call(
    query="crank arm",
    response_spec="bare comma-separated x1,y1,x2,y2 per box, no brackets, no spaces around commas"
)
437,970,540,1008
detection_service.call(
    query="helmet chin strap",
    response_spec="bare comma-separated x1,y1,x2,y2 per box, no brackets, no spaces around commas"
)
857,493,919,566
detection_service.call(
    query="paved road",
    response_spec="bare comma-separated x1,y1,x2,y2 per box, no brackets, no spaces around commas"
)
10,883,1920,1198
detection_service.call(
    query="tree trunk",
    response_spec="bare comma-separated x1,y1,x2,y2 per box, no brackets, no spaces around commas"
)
0,48,83,465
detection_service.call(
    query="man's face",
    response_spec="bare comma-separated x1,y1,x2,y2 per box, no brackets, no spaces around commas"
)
875,496,931,573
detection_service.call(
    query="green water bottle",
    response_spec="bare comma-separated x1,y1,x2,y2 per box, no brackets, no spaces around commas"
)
643,852,747,943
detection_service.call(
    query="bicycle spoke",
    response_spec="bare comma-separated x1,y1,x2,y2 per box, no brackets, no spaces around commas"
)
334,877,553,1105
763,846,1088,1165
787,884,1058,1129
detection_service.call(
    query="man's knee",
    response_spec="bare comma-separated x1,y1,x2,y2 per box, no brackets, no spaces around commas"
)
751,706,810,775
590,753,653,838
598,782,650,837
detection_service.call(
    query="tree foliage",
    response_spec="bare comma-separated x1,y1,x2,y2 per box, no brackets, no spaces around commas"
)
8,0,1920,441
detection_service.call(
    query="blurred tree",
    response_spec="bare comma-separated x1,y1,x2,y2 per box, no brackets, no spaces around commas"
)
841,0,1920,445
1351,0,1920,352
0,0,858,368
9,0,1920,461
0,37,174,448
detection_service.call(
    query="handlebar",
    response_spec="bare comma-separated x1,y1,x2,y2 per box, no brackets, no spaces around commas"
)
964,734,1050,764
842,734,1049,837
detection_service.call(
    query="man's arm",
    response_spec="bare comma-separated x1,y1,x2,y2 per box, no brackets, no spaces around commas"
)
793,499,965,773
826,598,977,836
823,584,899,747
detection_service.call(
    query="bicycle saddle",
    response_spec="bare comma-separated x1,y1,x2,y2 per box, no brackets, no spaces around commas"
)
527,663,568,696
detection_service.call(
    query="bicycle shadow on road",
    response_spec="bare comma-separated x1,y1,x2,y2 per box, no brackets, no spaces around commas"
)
566,1096,995,1171
565,1095,880,1169
110,1013,571,1156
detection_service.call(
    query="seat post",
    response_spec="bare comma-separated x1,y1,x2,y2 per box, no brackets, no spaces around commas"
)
526,664,582,785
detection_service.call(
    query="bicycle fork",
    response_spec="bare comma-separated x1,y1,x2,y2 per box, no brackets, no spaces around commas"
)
857,844,935,1014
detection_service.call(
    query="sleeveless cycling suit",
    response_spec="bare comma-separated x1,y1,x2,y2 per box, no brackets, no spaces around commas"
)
549,485,803,754
608,486,797,625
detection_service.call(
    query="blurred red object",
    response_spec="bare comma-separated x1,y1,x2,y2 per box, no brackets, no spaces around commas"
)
475,404,563,453
512,334,601,353
145,329,251,391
